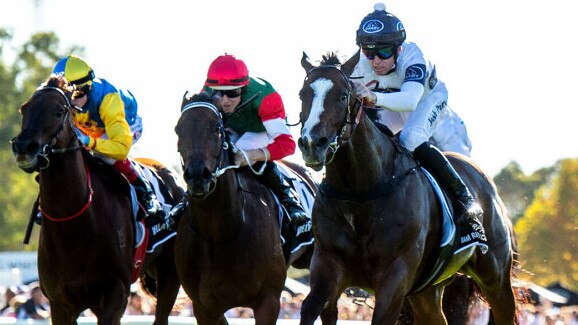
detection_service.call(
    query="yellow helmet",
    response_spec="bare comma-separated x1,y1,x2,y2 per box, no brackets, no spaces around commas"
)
52,54,95,87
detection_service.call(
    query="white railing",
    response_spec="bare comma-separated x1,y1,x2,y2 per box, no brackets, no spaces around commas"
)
0,316,370,324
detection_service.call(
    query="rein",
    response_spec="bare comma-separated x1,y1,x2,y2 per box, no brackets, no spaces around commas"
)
40,158,94,222
304,65,364,166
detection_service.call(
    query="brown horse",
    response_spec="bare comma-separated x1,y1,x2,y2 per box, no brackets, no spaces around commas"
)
297,53,517,324
174,93,315,325
11,76,182,325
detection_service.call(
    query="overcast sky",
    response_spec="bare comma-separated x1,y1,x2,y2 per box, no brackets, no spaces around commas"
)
2,0,577,176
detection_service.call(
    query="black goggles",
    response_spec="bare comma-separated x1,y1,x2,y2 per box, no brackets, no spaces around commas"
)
362,46,396,60
216,88,243,98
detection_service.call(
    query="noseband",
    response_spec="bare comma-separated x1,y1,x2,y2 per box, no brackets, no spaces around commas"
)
303,65,364,165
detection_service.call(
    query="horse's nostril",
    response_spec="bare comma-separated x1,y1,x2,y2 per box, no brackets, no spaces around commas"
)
201,168,212,181
183,169,192,183
26,142,40,155
316,137,329,149
11,139,39,156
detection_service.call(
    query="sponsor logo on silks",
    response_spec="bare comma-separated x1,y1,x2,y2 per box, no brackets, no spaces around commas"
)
404,64,426,83
396,21,405,31
151,222,167,236
427,101,447,125
362,19,385,33
295,221,312,237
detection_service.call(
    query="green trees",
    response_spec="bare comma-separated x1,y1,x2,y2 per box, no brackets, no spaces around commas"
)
513,159,578,291
0,29,81,250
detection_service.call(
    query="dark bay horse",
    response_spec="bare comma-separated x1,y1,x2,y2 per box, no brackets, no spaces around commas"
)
297,53,517,324
174,94,315,325
11,76,182,325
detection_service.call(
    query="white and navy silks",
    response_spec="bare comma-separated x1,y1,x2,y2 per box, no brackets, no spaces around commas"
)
351,41,472,156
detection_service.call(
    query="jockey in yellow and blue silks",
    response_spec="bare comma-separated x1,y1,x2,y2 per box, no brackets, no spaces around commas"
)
52,55,166,229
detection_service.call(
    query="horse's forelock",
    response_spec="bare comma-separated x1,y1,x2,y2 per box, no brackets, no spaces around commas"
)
44,75,74,93
182,92,219,111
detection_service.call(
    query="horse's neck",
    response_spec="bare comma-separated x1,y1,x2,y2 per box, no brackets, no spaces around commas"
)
189,171,244,240
325,117,398,191
38,152,90,214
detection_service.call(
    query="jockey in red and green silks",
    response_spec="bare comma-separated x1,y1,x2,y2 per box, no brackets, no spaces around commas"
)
203,54,310,240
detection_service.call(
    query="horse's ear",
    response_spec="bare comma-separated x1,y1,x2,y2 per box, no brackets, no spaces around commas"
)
181,90,191,107
301,52,314,73
341,49,360,77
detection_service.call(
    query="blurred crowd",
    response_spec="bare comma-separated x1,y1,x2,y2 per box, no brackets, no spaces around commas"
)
2,281,577,324
0,282,49,320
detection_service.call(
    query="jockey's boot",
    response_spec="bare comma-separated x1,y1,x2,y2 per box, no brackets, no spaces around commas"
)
413,142,488,254
130,175,166,227
167,197,188,227
113,159,168,228
256,162,310,237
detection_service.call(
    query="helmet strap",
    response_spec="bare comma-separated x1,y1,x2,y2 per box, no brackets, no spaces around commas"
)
71,70,95,86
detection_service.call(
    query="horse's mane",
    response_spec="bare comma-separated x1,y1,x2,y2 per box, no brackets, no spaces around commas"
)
320,52,342,66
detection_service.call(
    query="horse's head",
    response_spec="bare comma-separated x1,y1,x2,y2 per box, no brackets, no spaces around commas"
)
175,91,231,198
297,52,360,171
11,75,79,173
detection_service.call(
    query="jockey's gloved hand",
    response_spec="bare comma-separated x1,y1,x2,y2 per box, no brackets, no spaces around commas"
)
74,127,90,146
352,81,377,106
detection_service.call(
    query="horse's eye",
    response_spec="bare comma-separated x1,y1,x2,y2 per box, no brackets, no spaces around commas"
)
55,108,65,119
340,94,348,102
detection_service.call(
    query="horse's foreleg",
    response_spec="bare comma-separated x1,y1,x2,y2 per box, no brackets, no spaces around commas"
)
49,302,79,325
320,301,338,325
93,280,130,325
371,260,411,325
152,269,181,325
300,251,344,325
406,286,447,325
253,292,281,325
193,306,229,325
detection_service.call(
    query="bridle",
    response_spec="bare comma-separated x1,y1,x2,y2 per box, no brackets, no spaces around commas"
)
180,101,233,196
25,86,93,221
303,65,364,166
30,86,85,170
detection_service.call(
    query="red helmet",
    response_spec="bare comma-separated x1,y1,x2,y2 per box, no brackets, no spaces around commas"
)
205,54,250,90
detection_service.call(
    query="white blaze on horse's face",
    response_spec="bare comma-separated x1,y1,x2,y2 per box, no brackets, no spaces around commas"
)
301,78,333,141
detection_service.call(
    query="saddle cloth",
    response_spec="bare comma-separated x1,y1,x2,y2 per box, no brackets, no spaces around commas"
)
275,164,315,263
131,161,177,253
